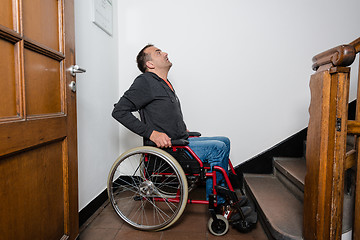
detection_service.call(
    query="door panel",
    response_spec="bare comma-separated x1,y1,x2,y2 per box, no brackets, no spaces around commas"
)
0,39,17,118
0,141,66,240
22,0,60,51
24,49,62,116
0,0,78,239
0,0,13,30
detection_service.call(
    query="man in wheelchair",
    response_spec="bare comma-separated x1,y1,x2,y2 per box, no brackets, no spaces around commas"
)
112,44,256,235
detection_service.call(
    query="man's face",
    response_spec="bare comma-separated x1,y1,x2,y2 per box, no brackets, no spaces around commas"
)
145,46,172,71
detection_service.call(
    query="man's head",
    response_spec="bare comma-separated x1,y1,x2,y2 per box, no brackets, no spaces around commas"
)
136,44,172,73
136,44,153,73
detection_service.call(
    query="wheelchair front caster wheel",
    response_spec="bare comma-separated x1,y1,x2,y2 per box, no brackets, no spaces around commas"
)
208,214,229,236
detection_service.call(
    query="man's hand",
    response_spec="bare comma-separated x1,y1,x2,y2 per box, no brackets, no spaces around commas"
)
150,130,172,148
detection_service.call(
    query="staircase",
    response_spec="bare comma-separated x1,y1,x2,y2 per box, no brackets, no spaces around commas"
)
241,37,360,240
244,138,355,240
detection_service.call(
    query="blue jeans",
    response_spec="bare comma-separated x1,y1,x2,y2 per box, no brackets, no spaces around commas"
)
187,136,230,204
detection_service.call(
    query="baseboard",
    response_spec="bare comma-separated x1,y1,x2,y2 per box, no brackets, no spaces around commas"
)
237,128,308,175
79,189,108,227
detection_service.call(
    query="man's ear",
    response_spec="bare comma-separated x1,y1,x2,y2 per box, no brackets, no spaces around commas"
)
145,61,155,70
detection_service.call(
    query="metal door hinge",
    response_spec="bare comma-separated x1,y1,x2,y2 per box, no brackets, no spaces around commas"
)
336,118,342,132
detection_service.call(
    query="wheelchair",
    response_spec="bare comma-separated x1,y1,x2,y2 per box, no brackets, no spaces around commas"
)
107,133,257,236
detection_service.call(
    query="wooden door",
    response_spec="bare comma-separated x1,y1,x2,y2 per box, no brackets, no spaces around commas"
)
0,0,78,239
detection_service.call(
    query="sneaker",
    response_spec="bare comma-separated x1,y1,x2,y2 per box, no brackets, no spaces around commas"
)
230,206,252,222
240,206,252,216
235,196,248,207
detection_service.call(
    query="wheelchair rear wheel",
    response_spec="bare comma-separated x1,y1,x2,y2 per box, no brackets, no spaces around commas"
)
107,146,188,231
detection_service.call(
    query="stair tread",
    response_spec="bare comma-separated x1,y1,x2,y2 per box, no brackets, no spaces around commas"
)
244,174,303,240
274,157,306,191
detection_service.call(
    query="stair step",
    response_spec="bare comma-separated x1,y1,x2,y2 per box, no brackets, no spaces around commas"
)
274,157,305,189
245,173,354,239
244,174,303,240
273,157,306,202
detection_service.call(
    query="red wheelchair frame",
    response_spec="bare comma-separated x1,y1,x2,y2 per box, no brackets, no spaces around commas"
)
108,135,256,236
148,144,237,207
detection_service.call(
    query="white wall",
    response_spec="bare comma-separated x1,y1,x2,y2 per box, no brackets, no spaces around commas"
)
75,0,360,210
74,0,119,210
117,0,360,163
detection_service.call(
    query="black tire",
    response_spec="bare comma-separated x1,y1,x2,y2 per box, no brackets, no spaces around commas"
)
107,146,188,231
208,214,229,236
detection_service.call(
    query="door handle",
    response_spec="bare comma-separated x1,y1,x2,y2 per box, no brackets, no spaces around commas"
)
70,65,86,76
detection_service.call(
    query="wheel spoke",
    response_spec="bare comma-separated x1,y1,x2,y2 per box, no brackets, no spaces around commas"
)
107,147,188,231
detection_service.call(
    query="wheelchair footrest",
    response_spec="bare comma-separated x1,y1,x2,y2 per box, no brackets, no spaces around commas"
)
210,187,257,234
230,200,258,233
231,211,258,233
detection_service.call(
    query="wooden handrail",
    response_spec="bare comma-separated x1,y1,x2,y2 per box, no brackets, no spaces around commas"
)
312,37,360,71
312,44,356,71
350,37,360,53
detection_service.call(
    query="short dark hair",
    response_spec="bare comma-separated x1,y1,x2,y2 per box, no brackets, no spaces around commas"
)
136,44,153,73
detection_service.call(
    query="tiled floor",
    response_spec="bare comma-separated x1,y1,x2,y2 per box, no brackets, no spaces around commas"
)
79,187,268,240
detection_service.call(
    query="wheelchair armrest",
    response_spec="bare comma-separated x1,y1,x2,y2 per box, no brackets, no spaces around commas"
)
144,139,189,147
188,131,201,137
172,139,190,146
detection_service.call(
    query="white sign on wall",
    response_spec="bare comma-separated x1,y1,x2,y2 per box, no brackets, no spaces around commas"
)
93,0,113,36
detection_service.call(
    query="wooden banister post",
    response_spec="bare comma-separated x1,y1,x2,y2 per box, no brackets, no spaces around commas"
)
303,67,350,240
